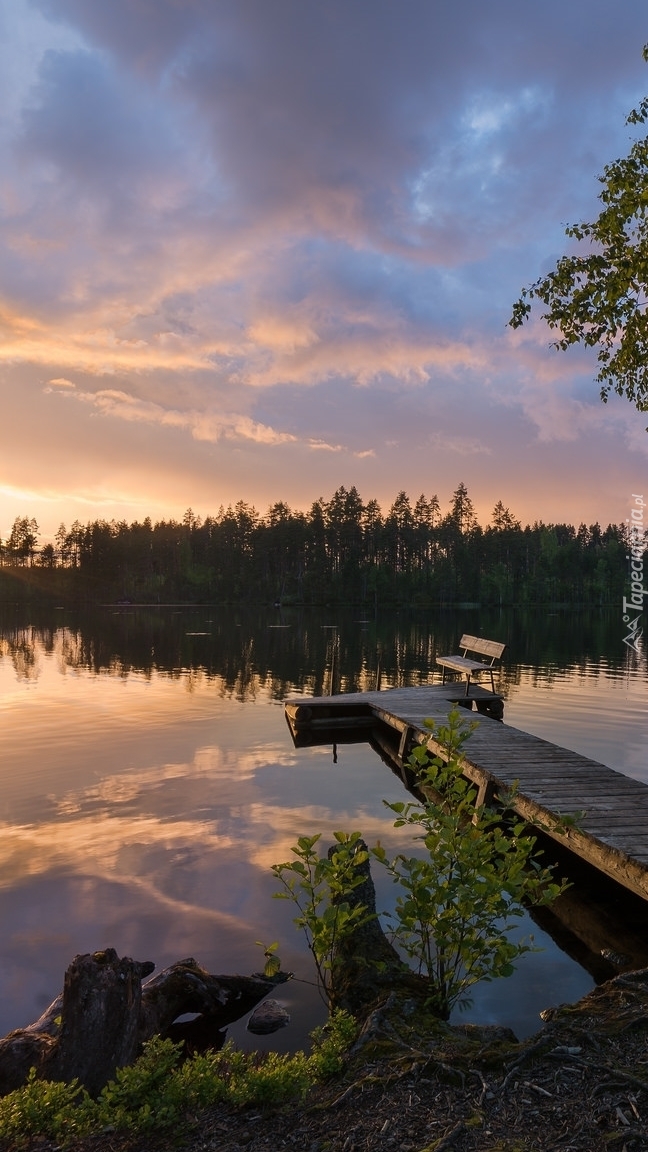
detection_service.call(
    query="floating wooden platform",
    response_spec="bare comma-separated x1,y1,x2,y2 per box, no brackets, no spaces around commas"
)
285,684,648,904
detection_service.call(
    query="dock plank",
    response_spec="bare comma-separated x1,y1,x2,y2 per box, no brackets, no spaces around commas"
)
284,684,648,901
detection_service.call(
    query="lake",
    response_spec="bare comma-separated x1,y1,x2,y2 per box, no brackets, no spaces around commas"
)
0,604,646,1050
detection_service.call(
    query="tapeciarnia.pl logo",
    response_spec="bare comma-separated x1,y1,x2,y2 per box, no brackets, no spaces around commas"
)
623,493,646,653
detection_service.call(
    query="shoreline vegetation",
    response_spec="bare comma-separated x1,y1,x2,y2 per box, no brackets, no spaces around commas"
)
3,967,648,1152
0,484,642,607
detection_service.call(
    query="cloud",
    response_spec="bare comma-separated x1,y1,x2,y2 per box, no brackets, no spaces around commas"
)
247,316,321,353
45,376,75,389
427,433,492,456
238,329,486,390
83,388,297,447
45,380,352,449
0,0,647,533
307,439,342,453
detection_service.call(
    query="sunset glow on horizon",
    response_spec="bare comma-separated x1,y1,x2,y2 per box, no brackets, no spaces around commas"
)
1,0,648,538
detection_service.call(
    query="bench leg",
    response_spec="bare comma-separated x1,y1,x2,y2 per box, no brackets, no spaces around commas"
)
464,674,471,697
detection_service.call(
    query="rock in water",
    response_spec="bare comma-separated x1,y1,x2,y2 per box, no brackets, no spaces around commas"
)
247,999,290,1035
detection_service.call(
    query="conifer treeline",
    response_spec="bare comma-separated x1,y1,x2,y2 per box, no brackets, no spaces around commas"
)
0,483,640,606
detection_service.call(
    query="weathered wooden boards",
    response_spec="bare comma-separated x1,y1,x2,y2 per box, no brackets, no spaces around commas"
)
285,685,648,902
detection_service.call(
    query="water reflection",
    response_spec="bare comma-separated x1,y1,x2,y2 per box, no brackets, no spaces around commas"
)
1,604,645,694
0,606,646,1047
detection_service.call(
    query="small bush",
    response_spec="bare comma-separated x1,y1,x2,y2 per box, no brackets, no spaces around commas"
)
0,1068,89,1146
307,1010,359,1079
89,1035,186,1132
0,1011,358,1146
274,709,569,1021
272,831,375,1007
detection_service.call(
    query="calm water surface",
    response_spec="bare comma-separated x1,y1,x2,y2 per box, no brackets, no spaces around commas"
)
0,606,646,1048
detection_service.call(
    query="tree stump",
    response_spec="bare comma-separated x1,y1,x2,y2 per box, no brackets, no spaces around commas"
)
328,841,420,1017
44,949,152,1098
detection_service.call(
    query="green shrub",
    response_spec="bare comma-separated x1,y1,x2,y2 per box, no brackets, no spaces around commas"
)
307,1010,359,1078
275,709,568,1021
373,709,567,1017
272,830,375,1007
0,1011,358,1146
88,1035,186,1132
0,1068,90,1146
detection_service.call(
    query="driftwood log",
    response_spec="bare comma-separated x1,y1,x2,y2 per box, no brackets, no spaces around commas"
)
0,949,290,1098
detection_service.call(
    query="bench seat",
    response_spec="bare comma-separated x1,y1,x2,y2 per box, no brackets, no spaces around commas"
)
436,634,505,696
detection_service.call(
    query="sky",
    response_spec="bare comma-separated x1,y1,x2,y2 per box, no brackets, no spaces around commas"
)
1,0,648,540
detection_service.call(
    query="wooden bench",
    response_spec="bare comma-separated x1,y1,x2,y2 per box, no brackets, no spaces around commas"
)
436,634,506,696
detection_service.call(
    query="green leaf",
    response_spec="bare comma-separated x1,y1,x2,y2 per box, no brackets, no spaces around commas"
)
264,955,281,977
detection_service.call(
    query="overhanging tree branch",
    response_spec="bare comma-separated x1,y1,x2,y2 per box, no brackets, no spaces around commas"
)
510,44,648,420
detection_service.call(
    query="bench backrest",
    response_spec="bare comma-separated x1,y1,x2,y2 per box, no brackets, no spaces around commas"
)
459,634,506,664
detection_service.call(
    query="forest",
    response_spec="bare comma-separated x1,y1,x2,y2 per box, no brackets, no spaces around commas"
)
0,483,641,607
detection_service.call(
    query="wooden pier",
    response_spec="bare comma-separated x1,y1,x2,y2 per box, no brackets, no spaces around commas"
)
285,684,648,905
